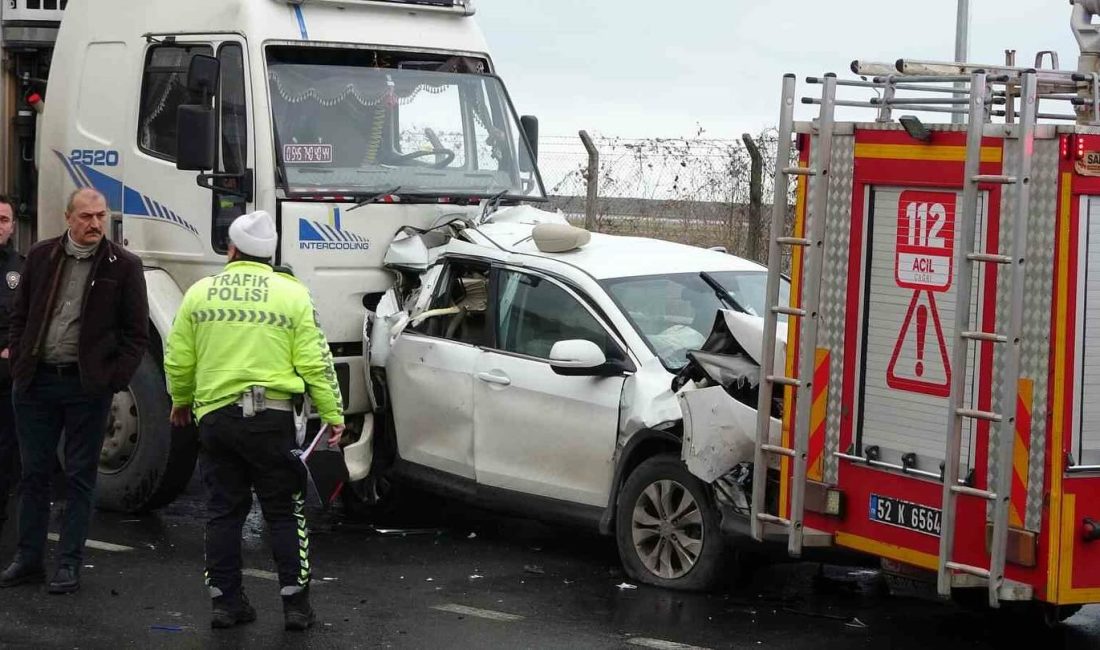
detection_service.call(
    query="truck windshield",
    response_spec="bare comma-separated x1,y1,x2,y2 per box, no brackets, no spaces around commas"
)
267,48,546,201
602,271,791,370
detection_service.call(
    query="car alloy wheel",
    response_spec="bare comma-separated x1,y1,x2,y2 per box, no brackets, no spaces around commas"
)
631,479,705,580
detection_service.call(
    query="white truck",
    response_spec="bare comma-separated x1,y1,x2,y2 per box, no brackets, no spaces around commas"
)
33,0,545,512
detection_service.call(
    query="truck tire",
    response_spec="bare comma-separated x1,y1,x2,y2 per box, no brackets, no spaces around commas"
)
96,352,198,513
615,454,733,591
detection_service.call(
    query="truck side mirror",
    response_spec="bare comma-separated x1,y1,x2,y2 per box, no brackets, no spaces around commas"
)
176,105,216,171
186,54,221,96
520,115,539,171
176,55,220,172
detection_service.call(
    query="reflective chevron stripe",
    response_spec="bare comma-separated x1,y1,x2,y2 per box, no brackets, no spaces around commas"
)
191,309,293,328
292,491,310,586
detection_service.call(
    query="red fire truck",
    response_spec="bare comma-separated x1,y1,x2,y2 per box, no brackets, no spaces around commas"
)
750,1,1100,623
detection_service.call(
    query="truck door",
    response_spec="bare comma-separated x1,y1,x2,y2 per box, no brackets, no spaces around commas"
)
128,36,254,285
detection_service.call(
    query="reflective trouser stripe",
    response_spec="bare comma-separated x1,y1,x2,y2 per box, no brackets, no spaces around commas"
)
292,491,310,586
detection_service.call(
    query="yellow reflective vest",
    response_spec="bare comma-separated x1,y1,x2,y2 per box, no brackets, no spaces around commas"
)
164,261,344,424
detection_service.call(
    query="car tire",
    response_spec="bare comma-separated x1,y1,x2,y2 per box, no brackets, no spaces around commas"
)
615,453,732,591
96,352,198,513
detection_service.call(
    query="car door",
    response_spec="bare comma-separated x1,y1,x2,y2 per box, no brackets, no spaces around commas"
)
473,267,629,507
386,259,492,480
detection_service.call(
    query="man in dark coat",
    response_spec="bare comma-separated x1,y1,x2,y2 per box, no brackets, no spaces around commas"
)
0,188,148,594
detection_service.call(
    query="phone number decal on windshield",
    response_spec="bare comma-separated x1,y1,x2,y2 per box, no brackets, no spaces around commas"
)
284,144,333,164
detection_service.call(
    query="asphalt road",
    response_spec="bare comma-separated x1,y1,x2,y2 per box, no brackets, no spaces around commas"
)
1,478,1098,649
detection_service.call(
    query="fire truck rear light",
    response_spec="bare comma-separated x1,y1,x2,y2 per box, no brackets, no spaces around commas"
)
986,525,1038,568
805,481,844,517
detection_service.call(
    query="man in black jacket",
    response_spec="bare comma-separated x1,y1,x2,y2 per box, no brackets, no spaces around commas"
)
0,188,148,594
0,197,24,545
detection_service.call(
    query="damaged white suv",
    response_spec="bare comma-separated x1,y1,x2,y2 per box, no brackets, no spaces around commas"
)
364,206,788,590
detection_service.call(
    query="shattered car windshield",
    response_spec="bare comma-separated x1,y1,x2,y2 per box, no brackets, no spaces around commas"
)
602,271,790,370
267,47,546,200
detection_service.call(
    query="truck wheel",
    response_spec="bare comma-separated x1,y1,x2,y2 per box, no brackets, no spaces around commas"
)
96,352,198,513
615,454,732,591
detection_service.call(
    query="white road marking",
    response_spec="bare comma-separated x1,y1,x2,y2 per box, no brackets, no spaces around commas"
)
431,604,525,622
628,638,712,650
241,568,328,586
242,568,279,581
47,534,132,552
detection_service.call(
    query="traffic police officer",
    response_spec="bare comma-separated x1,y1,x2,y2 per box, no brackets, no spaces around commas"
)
164,210,344,631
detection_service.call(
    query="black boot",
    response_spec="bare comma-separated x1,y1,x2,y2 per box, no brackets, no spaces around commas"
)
211,591,257,629
0,556,45,588
47,565,80,594
282,588,315,631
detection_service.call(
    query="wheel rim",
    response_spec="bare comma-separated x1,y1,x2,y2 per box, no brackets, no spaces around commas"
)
99,389,140,474
631,479,704,580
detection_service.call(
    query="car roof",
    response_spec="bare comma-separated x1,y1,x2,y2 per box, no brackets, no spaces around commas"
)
463,207,767,280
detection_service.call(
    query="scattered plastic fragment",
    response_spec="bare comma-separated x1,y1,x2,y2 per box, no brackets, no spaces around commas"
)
523,565,545,575
616,583,638,590
150,625,182,633
469,575,484,580
373,527,442,536
846,617,869,629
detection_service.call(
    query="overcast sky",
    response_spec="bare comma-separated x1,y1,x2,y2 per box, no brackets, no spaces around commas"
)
476,0,1081,140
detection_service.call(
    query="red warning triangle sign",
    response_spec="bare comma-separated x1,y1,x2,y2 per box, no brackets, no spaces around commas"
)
886,290,951,397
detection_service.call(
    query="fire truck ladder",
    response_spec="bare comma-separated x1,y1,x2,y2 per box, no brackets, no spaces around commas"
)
937,71,1038,608
750,73,836,557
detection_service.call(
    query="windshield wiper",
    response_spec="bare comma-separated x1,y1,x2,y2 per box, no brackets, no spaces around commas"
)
700,272,747,314
347,187,402,212
476,189,513,223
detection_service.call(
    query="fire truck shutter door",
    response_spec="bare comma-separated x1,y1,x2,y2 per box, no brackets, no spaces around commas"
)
858,187,986,474
1078,196,1100,465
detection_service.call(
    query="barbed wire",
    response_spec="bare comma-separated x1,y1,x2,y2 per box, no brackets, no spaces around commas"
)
535,131,794,266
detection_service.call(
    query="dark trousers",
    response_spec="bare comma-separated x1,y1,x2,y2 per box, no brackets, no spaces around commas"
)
0,389,16,531
14,369,112,567
199,407,310,598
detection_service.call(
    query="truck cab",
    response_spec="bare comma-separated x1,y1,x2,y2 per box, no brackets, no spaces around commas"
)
34,0,544,511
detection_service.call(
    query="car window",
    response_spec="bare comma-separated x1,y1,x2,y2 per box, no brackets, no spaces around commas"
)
496,270,618,360
408,260,491,346
601,271,790,371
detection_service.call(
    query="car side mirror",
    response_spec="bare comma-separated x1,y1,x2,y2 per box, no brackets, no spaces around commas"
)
176,105,216,171
384,231,431,271
520,115,539,171
550,339,621,377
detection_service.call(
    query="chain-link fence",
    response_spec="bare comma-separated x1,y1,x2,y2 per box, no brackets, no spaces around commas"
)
535,131,794,266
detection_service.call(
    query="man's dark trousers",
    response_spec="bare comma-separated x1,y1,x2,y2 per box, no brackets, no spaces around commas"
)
14,367,111,567
200,407,310,599
0,389,17,537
